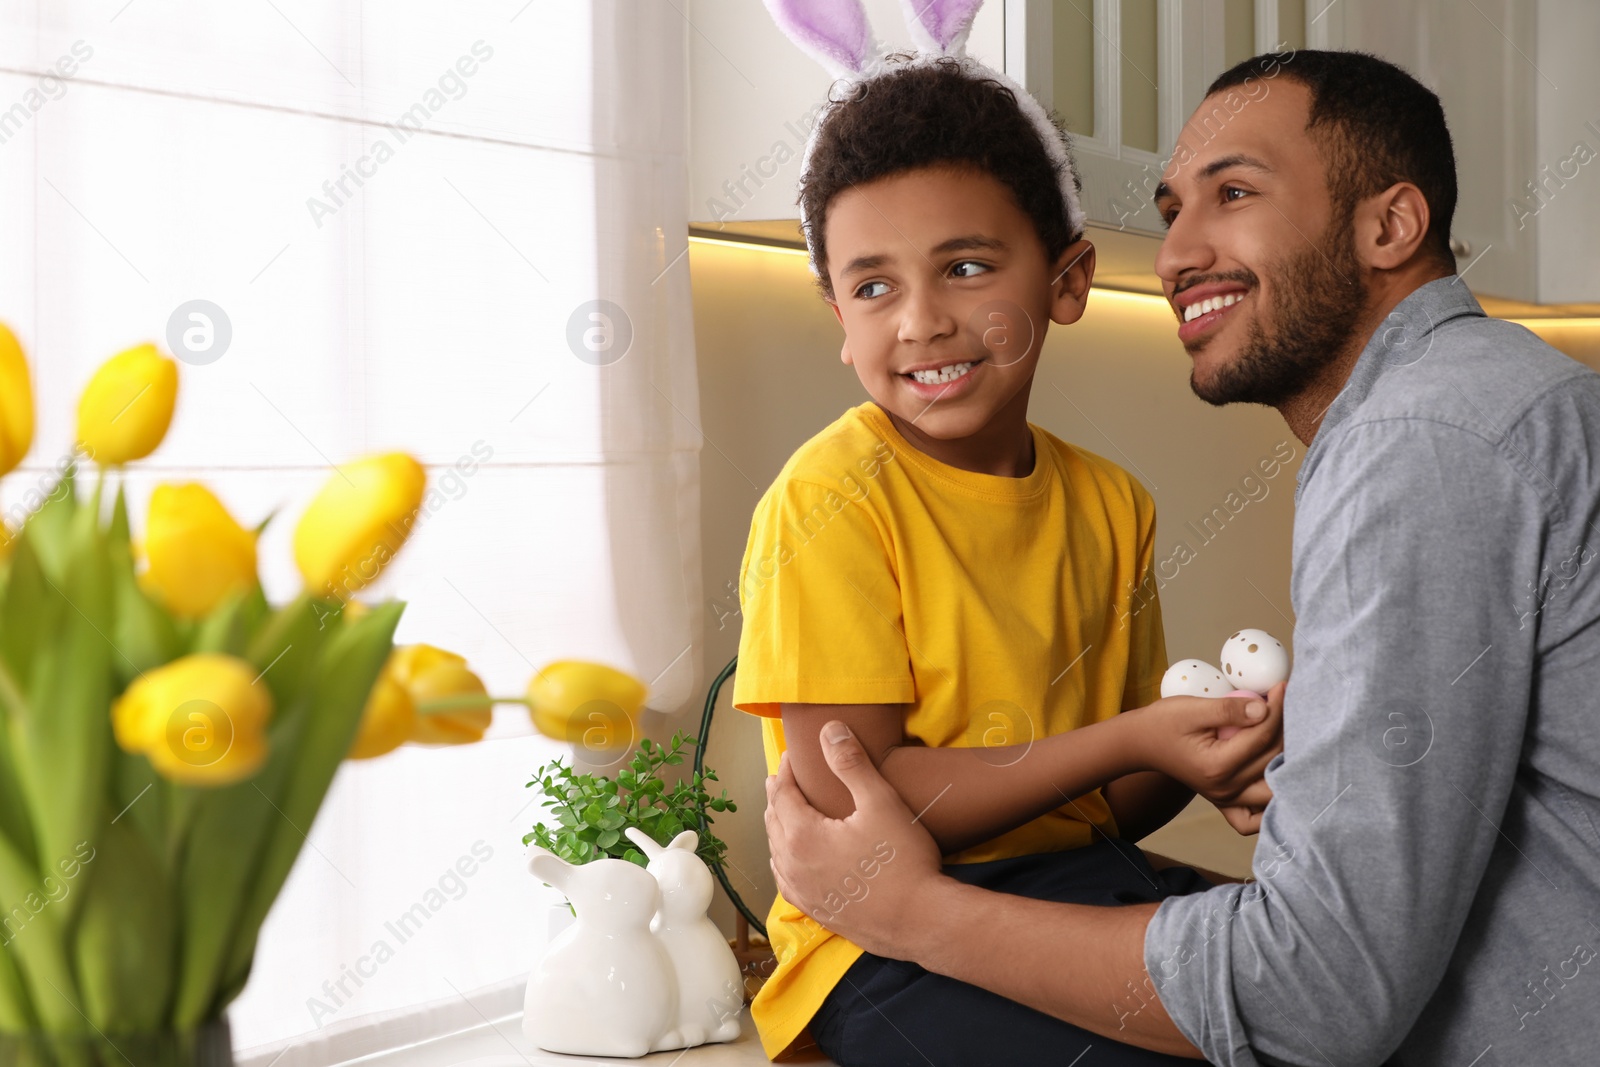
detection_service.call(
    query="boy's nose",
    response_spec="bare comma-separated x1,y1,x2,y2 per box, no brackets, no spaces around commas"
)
896,284,960,347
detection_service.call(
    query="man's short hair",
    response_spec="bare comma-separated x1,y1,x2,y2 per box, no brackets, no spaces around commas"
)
1208,50,1459,270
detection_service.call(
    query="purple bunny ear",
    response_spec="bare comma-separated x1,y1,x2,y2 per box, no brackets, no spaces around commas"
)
898,0,985,54
764,0,879,80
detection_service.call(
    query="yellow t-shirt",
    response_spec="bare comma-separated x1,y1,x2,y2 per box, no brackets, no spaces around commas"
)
732,401,1168,1060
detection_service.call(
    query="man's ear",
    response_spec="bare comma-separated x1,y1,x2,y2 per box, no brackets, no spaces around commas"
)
830,300,854,365
1360,182,1432,271
1049,239,1096,326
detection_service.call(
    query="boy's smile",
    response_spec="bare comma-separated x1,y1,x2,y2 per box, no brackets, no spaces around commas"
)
822,163,1093,476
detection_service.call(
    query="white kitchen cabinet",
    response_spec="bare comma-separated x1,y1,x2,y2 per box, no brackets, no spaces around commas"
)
1316,0,1600,306
686,0,1006,229
1004,0,1309,236
687,1,1307,240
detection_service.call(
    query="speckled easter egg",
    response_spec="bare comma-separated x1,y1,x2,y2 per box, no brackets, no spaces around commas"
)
1220,629,1289,694
1160,659,1230,699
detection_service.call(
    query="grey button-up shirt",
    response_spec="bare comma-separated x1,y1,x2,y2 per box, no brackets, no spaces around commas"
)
1144,277,1600,1066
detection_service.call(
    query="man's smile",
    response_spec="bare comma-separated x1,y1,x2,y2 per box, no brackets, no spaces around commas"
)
1174,282,1252,344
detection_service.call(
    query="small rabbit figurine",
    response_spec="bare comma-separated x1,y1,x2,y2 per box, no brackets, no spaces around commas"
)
522,847,682,1057
625,828,745,1047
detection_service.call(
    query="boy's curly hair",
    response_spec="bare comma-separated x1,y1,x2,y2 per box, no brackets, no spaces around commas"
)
798,54,1082,302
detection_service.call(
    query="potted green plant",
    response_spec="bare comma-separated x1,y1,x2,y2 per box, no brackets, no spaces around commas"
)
523,731,736,931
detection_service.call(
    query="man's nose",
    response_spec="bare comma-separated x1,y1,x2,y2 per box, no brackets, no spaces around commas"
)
1154,201,1217,291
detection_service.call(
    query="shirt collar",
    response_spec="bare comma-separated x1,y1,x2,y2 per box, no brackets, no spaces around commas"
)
1296,276,1487,498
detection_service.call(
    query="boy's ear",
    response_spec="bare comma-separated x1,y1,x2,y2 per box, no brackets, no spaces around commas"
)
1049,239,1096,326
830,301,854,365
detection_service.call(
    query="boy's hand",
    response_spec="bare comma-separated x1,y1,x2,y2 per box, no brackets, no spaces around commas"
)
765,722,945,956
1135,682,1284,830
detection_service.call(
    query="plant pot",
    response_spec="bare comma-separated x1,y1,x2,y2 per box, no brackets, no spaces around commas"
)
0,1019,233,1067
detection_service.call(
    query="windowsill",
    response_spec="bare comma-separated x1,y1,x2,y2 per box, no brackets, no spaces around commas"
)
240,1001,833,1067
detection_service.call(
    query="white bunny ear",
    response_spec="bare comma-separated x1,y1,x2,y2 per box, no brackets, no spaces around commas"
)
527,847,570,889
624,827,664,860
764,0,882,80
898,0,985,55
667,830,699,853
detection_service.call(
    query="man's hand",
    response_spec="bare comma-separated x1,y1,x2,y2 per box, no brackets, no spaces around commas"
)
1135,682,1285,835
765,720,944,956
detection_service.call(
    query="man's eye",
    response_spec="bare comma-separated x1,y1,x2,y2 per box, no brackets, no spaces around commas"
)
855,281,890,299
1223,186,1251,203
950,260,989,279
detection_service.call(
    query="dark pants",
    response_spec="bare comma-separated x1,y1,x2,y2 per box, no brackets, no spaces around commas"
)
809,836,1213,1067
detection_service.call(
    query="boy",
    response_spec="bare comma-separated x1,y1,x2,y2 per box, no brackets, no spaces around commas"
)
733,57,1278,1066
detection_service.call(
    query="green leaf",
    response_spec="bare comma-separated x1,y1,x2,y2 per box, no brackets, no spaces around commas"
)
0,532,56,697
12,506,114,929
0,832,82,1032
209,599,404,1018
245,593,335,715
21,464,77,585
595,829,619,850
189,586,259,658
0,925,37,1030
106,488,183,688
73,816,175,1031
168,734,296,1028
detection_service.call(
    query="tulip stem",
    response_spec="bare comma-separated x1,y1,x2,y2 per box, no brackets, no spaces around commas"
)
414,695,531,715
0,658,26,726
166,785,201,870
90,467,105,528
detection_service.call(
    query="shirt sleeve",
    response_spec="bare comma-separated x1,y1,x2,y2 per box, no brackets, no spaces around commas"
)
1143,418,1548,1066
1121,480,1168,711
731,478,915,718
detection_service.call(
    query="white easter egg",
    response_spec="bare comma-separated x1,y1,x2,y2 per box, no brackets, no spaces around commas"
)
1160,659,1230,699
1220,629,1290,693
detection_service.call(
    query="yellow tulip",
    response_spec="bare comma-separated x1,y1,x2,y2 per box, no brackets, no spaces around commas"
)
139,483,258,619
348,667,416,760
393,644,491,745
77,343,178,465
347,644,488,758
527,660,647,747
111,653,273,787
0,323,34,477
294,453,425,598
148,725,268,787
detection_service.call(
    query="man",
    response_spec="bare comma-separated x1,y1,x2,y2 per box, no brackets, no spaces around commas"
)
764,50,1600,1066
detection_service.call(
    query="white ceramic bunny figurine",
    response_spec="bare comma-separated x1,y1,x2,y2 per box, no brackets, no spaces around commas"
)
625,828,745,1047
522,847,683,1057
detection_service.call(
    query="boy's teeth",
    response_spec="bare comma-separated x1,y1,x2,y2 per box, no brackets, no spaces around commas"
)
1182,291,1245,323
909,361,975,385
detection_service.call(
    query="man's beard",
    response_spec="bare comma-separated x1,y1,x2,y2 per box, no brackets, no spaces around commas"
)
1188,215,1368,408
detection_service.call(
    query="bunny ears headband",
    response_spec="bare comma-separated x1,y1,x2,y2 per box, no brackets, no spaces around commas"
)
764,0,1088,274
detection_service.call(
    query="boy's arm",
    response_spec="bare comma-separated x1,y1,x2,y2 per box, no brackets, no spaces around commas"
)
780,696,1280,857
1100,771,1194,842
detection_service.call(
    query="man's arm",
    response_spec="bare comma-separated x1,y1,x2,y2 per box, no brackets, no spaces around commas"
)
1142,418,1552,1066
765,725,1203,1056
780,695,1277,857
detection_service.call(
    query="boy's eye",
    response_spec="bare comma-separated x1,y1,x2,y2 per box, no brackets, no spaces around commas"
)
949,260,989,279
855,280,891,299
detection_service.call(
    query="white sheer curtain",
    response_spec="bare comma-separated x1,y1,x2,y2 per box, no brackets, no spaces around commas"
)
0,0,701,1055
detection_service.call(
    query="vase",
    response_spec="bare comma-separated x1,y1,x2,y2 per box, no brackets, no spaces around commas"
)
0,1018,233,1067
